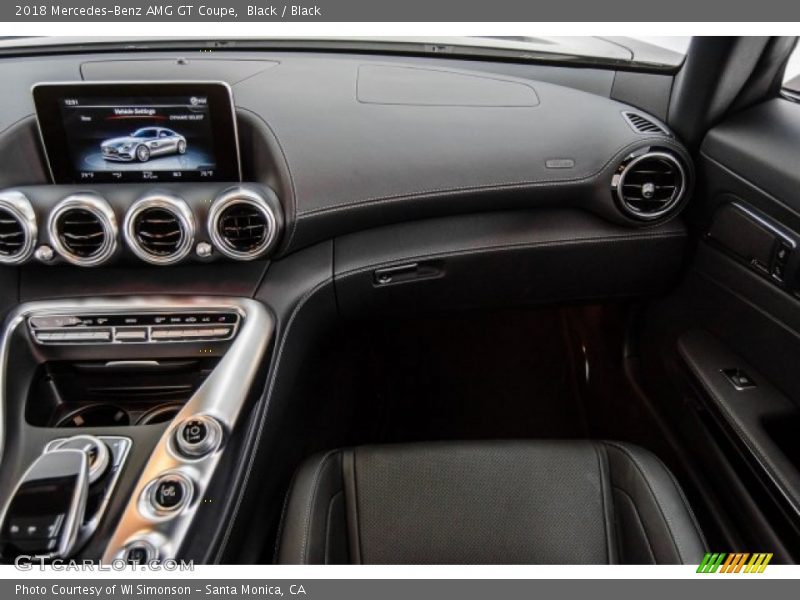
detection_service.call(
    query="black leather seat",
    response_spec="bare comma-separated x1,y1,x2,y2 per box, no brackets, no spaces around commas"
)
276,440,706,564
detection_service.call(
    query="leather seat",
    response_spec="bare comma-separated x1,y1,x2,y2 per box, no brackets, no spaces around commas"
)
276,440,706,564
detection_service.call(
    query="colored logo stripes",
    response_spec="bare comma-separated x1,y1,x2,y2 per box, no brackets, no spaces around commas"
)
697,552,773,573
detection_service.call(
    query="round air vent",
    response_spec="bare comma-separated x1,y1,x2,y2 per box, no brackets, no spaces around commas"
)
208,187,277,260
48,194,118,266
124,194,195,265
612,151,687,221
0,192,37,265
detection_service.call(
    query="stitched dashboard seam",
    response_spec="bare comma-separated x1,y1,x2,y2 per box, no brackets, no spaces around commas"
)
296,136,686,218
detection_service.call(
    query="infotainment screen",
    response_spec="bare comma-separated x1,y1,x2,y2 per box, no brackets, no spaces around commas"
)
33,82,241,184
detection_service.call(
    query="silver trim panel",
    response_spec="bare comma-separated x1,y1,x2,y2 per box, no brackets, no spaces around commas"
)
0,191,37,265
123,193,196,265
47,193,118,266
28,310,240,346
207,186,278,261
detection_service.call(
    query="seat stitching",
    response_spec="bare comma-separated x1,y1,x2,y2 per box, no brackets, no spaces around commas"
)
602,441,684,563
324,490,345,564
273,466,301,563
300,450,339,564
350,449,363,564
646,449,708,550
593,441,614,564
612,485,657,564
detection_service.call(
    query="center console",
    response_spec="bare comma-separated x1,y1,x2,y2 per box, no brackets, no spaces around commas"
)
0,296,274,563
0,76,288,564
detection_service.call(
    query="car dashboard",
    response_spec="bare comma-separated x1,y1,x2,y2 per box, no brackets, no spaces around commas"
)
0,49,696,564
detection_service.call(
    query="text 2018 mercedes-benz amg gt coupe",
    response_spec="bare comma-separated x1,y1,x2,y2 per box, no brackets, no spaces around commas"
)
101,127,187,162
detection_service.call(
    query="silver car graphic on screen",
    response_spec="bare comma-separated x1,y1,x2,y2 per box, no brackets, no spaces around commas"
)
100,127,187,162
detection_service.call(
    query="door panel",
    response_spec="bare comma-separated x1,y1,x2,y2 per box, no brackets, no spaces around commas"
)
640,96,800,561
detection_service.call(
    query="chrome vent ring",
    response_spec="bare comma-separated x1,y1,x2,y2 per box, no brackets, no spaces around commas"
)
612,151,687,221
208,187,277,261
48,194,117,266
0,191,37,265
124,194,195,265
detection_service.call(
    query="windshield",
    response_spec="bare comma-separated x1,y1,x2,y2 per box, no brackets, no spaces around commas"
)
132,129,154,138
0,36,690,68
476,36,689,66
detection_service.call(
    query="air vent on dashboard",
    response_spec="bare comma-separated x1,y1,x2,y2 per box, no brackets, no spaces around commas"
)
612,151,687,221
124,194,195,265
622,111,669,136
48,194,118,266
0,192,37,264
208,187,277,260
219,205,266,252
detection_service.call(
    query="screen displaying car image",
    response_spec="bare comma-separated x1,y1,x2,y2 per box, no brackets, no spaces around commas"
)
59,94,218,182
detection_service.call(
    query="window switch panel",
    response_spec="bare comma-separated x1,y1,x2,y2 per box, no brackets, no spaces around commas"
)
722,368,757,391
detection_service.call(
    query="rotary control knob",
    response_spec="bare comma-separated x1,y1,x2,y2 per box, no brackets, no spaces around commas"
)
123,540,158,564
174,415,222,458
148,473,192,514
52,435,110,484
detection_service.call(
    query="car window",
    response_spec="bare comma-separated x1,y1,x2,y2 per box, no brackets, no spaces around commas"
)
783,42,800,95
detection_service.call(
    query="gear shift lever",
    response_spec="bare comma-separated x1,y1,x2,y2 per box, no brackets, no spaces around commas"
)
0,449,90,561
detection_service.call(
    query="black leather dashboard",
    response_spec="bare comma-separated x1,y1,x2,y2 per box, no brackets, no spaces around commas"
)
0,48,695,566
0,51,690,259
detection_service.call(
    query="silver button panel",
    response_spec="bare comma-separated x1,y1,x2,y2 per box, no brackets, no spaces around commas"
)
28,311,239,345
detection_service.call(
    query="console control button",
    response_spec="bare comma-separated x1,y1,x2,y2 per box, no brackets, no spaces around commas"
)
175,416,222,457
124,540,157,564
183,420,207,444
115,328,147,342
149,474,191,513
